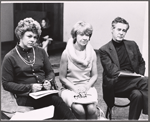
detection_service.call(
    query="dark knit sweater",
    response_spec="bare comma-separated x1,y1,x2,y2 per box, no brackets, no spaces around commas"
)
112,40,134,72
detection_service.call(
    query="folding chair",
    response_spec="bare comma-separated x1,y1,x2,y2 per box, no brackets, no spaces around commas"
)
106,97,130,119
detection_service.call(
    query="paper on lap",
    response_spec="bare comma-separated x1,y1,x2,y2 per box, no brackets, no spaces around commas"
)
10,105,54,120
29,90,59,99
118,72,143,77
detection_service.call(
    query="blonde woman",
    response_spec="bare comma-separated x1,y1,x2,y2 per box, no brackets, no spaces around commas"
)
59,21,98,119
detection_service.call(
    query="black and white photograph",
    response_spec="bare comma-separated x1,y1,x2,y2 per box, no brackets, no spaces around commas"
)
1,1,148,120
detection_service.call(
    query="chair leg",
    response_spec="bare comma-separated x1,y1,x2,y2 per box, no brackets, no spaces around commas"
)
109,107,112,120
106,107,109,118
106,106,112,120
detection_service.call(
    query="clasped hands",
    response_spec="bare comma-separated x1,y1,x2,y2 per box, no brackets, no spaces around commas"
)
74,85,89,98
32,80,52,92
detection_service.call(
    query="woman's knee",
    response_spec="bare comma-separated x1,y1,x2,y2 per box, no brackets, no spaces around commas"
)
71,103,85,115
86,103,97,115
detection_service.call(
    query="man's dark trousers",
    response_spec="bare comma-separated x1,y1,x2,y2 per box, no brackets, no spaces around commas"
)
114,76,148,119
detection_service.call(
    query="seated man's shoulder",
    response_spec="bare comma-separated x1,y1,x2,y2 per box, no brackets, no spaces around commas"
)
124,40,140,48
99,41,111,51
124,39,136,44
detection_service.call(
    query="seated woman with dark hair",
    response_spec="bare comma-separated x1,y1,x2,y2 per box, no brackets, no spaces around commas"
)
39,17,53,57
1,17,76,120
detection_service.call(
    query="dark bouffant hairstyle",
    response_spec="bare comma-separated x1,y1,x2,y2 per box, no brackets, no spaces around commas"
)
15,17,41,40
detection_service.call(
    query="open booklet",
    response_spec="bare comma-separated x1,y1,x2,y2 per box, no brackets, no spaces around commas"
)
118,72,143,77
29,90,59,99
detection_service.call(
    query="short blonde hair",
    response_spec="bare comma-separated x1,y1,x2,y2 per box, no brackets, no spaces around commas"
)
15,17,41,40
71,21,93,43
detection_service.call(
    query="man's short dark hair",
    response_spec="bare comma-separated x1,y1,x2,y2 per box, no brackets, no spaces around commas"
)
112,17,130,31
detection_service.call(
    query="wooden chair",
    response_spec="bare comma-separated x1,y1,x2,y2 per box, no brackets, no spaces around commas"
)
106,97,130,119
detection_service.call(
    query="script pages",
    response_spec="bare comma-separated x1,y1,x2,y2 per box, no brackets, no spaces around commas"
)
118,72,143,77
29,90,59,99
10,105,54,120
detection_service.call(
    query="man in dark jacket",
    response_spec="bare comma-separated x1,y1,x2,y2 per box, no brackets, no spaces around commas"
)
99,17,148,120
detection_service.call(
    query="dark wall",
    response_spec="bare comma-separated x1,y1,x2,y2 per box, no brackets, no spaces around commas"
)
14,3,63,42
